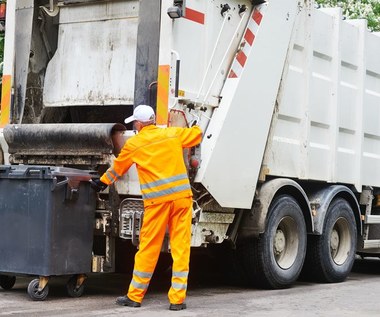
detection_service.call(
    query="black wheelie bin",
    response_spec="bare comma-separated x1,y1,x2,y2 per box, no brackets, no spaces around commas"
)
0,165,97,300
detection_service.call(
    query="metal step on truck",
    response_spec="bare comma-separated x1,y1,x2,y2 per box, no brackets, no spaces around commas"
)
1,0,380,298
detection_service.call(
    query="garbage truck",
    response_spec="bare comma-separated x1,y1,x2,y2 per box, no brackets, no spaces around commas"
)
1,0,380,293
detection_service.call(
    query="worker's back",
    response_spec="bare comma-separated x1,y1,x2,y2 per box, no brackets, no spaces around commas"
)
127,125,202,205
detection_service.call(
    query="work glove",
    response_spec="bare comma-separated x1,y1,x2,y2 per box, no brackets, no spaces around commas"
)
89,179,108,192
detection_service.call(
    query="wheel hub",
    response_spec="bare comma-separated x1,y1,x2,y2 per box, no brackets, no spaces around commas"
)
331,218,351,265
330,229,340,255
273,216,300,270
274,229,286,255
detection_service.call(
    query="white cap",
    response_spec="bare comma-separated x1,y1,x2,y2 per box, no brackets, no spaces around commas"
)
124,105,156,124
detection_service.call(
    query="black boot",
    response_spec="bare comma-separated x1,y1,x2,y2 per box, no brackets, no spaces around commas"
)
115,296,141,307
169,303,187,311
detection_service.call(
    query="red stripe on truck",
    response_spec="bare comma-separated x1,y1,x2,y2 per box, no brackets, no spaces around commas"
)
236,51,247,67
244,28,255,46
228,69,238,78
184,7,205,25
253,10,263,25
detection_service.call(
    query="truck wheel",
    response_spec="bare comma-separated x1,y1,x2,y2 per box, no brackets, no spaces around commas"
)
0,275,16,290
241,195,307,289
303,198,357,283
27,279,49,301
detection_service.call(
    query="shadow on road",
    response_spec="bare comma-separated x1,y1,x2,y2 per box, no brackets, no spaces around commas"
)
352,256,380,275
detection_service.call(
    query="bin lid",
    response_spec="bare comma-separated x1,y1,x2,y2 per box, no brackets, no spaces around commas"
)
51,166,97,181
0,165,97,180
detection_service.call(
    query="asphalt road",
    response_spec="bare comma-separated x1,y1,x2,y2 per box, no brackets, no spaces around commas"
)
1,256,380,317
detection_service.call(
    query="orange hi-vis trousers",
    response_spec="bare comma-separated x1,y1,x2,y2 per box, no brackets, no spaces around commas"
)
127,196,193,304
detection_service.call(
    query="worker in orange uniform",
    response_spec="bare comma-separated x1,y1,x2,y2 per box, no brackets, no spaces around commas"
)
90,105,202,311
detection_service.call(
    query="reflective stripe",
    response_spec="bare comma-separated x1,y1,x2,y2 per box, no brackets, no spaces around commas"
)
0,75,11,127
106,170,119,183
140,174,188,190
172,271,189,278
171,282,187,290
133,270,153,279
142,184,191,200
131,279,149,290
109,168,122,179
105,171,114,182
157,65,170,126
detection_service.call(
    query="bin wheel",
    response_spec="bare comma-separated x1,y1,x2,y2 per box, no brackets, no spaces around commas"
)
0,275,16,290
27,279,49,301
66,275,85,298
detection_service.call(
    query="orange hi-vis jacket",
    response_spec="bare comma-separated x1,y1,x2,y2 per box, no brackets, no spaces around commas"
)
100,125,202,205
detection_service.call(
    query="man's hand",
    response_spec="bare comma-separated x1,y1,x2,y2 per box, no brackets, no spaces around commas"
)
89,179,108,192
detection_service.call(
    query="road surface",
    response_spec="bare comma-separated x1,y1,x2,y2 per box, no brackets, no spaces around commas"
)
1,256,380,316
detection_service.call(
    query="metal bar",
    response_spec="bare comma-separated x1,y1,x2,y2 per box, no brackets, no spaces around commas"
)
200,11,247,107
133,0,160,109
365,215,380,225
4,123,125,156
363,240,380,249
175,59,180,98
196,12,230,100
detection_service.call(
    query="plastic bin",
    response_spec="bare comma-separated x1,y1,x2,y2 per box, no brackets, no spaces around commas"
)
0,165,97,300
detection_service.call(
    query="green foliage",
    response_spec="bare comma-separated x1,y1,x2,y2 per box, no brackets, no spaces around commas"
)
316,0,380,31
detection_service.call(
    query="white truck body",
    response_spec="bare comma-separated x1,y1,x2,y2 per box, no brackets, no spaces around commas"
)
1,0,380,290
265,6,380,192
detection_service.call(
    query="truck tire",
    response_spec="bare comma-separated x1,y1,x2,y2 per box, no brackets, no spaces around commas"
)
303,198,357,283
0,147,3,165
241,195,307,289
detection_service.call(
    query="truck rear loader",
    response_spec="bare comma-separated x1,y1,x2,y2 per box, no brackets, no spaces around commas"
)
1,0,380,297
